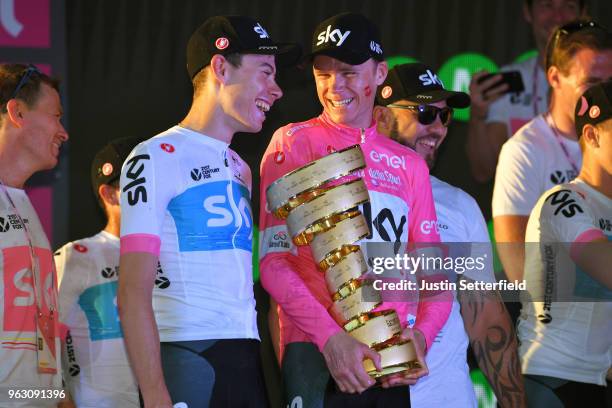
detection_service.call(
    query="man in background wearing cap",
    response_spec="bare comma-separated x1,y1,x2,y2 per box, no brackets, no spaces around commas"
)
117,15,299,408
55,137,142,407
493,21,612,283
375,63,526,408
260,12,451,406
0,63,69,407
518,80,612,407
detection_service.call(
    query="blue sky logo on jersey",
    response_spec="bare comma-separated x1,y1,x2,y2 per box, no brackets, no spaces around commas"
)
168,181,253,252
78,281,122,341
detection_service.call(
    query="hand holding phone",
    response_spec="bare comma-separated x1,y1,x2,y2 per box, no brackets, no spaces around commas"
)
477,70,525,95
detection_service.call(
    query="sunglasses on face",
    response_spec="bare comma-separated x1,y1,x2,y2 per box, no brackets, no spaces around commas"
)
386,103,453,127
9,64,42,101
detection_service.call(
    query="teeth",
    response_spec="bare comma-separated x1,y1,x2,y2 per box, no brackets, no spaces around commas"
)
256,100,270,112
418,138,437,148
330,98,353,107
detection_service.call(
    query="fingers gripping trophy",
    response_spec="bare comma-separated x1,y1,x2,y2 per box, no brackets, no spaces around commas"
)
266,144,421,379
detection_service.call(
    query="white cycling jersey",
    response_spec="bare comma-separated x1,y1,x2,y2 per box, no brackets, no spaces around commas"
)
519,178,612,385
120,126,258,342
55,231,138,407
0,186,61,407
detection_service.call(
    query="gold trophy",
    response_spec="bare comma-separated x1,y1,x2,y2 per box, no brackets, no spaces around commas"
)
266,145,421,378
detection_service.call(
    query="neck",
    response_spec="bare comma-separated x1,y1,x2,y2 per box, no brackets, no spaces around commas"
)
549,99,577,141
180,93,234,145
579,162,612,199
0,136,34,189
103,215,121,238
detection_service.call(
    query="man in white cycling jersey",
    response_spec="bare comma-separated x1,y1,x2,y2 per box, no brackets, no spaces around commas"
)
55,137,142,407
117,15,299,408
375,62,526,408
519,80,612,407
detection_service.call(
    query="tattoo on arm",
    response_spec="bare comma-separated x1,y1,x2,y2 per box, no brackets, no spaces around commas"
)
459,278,526,408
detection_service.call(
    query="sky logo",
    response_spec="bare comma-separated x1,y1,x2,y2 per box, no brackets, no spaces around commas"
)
78,281,122,341
169,181,253,252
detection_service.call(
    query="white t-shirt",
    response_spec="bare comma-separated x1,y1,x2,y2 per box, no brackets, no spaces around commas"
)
486,56,549,137
519,179,611,385
120,126,258,342
492,114,582,217
55,231,139,407
410,176,491,408
0,186,62,407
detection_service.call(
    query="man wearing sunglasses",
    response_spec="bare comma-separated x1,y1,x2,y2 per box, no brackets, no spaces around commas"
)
375,63,526,408
467,0,586,183
0,63,69,406
493,21,612,284
260,12,452,407
55,137,142,407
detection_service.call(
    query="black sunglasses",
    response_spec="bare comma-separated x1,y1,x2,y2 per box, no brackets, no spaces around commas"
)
386,104,453,127
9,64,42,101
547,21,604,66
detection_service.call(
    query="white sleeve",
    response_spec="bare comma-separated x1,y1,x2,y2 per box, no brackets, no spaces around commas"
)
492,138,542,217
54,244,87,326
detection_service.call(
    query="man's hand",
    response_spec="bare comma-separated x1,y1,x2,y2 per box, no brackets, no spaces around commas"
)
380,328,428,388
469,71,509,120
323,331,380,394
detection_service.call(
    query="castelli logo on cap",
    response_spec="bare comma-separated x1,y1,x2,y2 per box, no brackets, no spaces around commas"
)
102,163,113,176
160,143,175,153
327,145,336,154
589,105,600,119
381,86,392,99
74,244,88,253
274,151,285,164
215,37,229,50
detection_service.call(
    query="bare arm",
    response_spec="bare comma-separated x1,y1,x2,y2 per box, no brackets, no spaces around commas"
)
466,71,509,183
118,252,172,408
458,280,526,408
494,215,528,282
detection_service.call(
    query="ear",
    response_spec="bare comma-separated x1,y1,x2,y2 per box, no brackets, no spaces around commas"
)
547,65,561,90
210,54,230,85
98,184,120,208
582,124,599,148
373,105,393,136
5,99,26,128
375,61,388,86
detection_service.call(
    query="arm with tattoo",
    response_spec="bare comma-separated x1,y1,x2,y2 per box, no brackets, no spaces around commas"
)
458,278,526,408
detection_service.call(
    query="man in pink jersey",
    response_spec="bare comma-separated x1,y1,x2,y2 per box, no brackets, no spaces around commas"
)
0,63,69,407
259,12,451,407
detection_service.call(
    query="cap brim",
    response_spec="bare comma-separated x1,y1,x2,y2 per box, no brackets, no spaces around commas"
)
301,48,371,66
407,89,471,109
246,43,302,67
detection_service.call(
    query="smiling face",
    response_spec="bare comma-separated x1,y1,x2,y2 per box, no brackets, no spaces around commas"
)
387,99,449,170
222,54,282,133
20,83,68,171
524,0,583,52
313,55,387,129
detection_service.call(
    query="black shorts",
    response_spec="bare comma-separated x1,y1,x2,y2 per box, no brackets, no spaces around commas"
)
282,342,410,408
524,374,607,408
156,338,269,408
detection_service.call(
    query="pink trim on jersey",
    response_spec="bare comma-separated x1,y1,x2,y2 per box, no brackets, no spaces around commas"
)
120,234,161,256
569,228,606,261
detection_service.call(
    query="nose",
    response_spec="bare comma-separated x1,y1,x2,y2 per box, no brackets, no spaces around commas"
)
269,78,282,102
58,122,69,141
330,73,345,92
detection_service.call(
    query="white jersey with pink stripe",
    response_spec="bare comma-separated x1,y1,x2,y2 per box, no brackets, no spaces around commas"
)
0,186,61,406
119,126,258,342
259,113,449,354
520,178,612,385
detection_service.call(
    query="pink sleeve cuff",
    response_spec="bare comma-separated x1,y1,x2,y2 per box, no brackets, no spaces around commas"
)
570,228,606,261
120,234,161,256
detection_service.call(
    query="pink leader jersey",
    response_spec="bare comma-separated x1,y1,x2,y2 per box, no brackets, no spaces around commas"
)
259,113,451,357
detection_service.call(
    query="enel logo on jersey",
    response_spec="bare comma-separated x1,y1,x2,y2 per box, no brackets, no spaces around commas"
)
168,181,253,252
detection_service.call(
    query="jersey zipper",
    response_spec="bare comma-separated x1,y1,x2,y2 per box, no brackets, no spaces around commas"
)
360,128,365,144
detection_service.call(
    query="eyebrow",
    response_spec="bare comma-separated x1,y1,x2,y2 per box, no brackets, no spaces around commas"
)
261,62,276,73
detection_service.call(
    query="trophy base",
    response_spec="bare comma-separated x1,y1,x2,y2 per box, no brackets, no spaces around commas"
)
363,340,421,378
366,362,421,379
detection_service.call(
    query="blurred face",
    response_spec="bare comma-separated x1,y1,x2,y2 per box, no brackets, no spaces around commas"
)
223,54,282,133
524,0,582,51
386,100,449,169
594,120,612,175
554,48,612,124
313,56,387,129
21,83,68,170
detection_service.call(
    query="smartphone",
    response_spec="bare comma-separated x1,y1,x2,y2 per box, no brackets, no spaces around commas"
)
478,71,525,94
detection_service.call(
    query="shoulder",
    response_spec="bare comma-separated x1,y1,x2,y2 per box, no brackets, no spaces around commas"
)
54,233,102,262
539,183,588,217
501,116,549,156
271,117,322,145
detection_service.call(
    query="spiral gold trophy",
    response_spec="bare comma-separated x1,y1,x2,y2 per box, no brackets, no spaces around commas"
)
266,145,421,378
